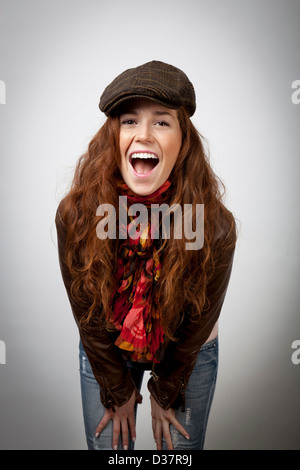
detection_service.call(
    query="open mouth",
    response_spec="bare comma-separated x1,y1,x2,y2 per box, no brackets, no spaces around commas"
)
129,152,159,175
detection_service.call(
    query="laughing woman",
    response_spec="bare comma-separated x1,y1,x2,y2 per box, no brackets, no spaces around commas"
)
55,61,237,450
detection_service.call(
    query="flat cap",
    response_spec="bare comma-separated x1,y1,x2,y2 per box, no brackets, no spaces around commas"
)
99,60,196,117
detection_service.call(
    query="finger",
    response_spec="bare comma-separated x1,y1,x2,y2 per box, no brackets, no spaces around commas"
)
171,417,190,441
154,419,163,450
121,418,129,450
151,417,156,441
162,420,173,450
112,416,121,450
128,412,136,444
95,412,111,437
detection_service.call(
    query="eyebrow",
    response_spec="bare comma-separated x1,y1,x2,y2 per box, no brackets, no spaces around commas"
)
153,110,173,117
120,110,175,118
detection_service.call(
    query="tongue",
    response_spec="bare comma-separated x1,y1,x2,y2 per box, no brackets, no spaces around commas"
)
132,158,157,174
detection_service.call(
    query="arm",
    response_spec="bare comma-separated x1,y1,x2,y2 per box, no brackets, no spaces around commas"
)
55,204,136,409
148,232,236,411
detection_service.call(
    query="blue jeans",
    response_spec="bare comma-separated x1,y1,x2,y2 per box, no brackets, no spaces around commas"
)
79,337,218,450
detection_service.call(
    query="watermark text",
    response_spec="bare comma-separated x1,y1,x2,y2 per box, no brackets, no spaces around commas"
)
96,197,204,250
0,80,6,104
291,80,300,105
291,340,300,365
0,340,6,365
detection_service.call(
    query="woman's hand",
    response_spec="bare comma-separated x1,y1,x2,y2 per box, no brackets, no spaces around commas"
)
95,389,142,450
150,394,190,450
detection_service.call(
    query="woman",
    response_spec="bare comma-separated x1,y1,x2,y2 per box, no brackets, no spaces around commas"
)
55,60,237,450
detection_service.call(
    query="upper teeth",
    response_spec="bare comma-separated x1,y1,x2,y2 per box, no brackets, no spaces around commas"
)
131,153,158,159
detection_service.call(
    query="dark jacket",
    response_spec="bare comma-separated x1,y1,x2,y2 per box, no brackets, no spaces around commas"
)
55,205,236,411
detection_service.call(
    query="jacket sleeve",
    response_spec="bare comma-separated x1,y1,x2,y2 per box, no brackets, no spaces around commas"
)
148,231,236,411
55,205,136,409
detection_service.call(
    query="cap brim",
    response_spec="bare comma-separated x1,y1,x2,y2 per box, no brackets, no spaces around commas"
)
101,94,181,117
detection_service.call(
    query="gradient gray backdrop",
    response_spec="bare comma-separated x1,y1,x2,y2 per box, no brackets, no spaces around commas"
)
0,0,299,450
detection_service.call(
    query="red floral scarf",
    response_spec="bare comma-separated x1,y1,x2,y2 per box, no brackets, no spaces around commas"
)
107,179,171,363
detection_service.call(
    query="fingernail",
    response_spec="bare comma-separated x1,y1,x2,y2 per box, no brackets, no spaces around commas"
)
132,437,136,442
185,435,190,440
124,445,128,450
114,444,118,450
95,432,99,438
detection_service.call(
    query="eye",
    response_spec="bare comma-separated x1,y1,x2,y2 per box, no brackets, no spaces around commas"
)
156,121,170,127
120,118,137,125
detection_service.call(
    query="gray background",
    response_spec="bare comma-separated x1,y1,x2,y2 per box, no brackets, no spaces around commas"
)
0,0,299,450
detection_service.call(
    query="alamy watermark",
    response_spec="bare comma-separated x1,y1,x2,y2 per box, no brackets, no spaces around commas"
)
0,340,6,365
96,197,204,250
0,80,6,104
1,82,7,363
291,80,300,105
291,340,300,365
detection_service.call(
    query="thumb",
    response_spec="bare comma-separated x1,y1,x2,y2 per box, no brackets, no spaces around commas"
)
135,389,143,404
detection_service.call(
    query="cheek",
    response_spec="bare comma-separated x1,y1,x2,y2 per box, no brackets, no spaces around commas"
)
119,134,125,156
166,137,182,169
119,129,131,152
119,136,129,169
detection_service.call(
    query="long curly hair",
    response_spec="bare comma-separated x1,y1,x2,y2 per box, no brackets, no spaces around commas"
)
57,106,237,339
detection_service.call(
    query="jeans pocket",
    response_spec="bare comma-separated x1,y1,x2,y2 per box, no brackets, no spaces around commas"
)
200,337,218,351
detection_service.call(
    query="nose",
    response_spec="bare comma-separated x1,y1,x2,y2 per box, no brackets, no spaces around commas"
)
134,121,154,143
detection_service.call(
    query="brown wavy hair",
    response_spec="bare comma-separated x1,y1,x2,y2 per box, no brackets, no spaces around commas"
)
57,106,237,339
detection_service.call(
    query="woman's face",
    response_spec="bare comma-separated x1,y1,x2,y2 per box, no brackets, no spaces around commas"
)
118,98,182,196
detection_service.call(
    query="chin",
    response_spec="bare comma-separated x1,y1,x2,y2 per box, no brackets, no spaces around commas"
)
128,181,161,196
120,169,164,196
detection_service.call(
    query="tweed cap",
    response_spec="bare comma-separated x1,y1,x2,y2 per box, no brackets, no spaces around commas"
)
99,60,196,117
